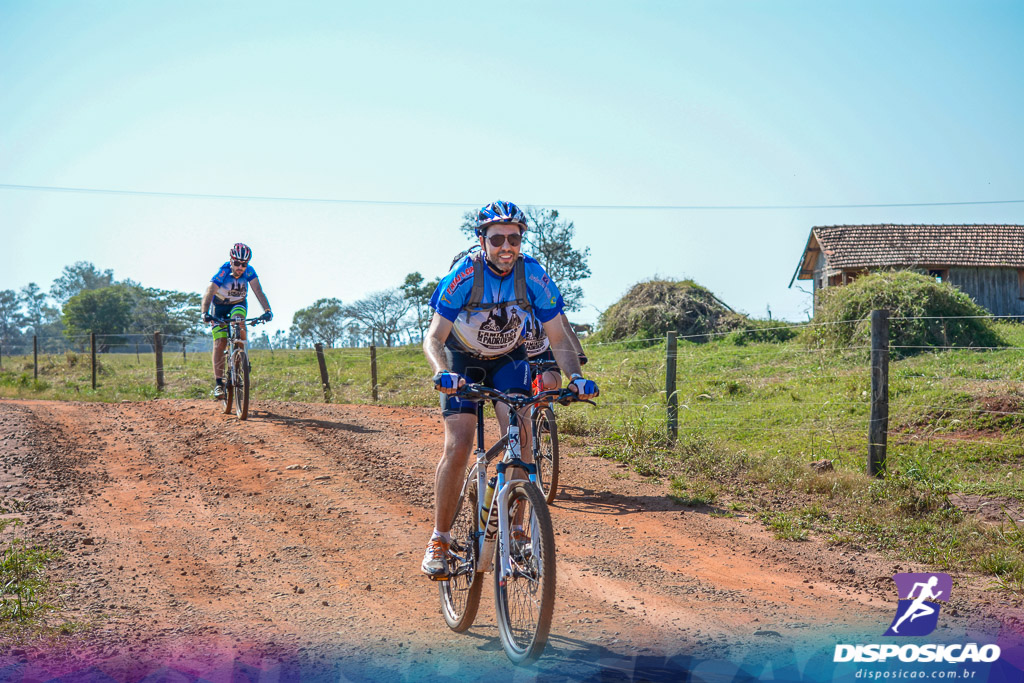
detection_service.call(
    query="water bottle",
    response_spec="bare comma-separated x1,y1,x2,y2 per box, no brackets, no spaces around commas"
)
479,476,497,528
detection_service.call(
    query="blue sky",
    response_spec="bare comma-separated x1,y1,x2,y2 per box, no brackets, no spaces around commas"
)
2,1,1023,332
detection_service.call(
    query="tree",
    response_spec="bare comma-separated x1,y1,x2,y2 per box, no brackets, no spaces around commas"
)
0,290,24,344
128,286,203,339
290,298,348,348
50,262,115,304
400,272,440,343
345,289,412,347
19,283,48,334
459,206,591,311
62,285,135,350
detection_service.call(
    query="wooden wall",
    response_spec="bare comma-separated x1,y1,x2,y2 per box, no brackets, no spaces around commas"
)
947,267,1024,317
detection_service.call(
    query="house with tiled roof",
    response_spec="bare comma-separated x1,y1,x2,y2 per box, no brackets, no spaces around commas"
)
791,225,1024,316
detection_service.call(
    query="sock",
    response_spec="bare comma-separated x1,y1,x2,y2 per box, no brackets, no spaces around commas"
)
215,378,224,386
432,529,452,544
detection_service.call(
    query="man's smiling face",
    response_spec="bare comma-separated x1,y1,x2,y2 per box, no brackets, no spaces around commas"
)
480,223,524,274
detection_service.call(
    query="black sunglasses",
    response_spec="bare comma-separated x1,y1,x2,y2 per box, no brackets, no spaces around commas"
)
486,233,522,248
231,260,248,267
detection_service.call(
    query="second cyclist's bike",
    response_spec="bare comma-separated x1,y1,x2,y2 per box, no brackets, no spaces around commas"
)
211,314,267,420
528,359,561,504
438,383,595,665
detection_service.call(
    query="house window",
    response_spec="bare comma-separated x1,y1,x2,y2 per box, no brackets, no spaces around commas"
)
1018,270,1024,300
928,269,947,283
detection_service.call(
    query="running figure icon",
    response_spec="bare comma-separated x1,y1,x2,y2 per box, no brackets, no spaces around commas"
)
890,576,943,634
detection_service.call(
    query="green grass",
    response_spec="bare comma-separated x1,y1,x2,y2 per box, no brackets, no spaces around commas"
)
4,324,1024,591
1,522,58,623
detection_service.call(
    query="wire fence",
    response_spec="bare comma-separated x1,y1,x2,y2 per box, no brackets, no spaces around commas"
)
2,312,1023,472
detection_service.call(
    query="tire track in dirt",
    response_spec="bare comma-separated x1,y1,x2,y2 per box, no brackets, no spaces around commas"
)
0,398,1019,680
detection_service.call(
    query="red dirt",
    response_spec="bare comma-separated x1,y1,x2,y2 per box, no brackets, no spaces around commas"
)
0,398,1020,681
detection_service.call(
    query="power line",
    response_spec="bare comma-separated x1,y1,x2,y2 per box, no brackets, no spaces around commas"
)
2,183,1023,210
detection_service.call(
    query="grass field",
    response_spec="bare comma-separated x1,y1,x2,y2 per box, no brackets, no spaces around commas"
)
2,323,1024,592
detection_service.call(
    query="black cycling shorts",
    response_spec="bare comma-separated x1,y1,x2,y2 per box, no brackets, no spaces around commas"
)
441,345,530,416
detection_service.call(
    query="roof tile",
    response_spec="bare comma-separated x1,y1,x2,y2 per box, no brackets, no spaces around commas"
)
813,224,1024,270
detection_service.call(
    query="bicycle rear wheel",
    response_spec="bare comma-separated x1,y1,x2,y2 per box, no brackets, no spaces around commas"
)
233,350,249,420
533,407,559,504
494,480,556,665
439,478,483,632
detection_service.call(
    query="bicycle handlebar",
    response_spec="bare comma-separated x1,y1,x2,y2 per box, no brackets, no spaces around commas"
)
209,316,269,327
456,383,597,408
528,360,561,373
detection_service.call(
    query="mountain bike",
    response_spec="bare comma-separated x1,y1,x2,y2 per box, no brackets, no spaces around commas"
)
210,314,267,420
528,359,561,505
438,384,596,665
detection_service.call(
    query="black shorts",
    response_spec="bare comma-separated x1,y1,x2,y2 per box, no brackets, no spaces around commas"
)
442,345,530,416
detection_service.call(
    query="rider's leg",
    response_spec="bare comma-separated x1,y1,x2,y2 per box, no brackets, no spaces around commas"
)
433,413,476,534
423,412,475,577
231,304,248,343
543,369,562,392
212,338,227,379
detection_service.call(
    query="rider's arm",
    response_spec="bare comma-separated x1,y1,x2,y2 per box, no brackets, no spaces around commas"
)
558,313,585,357
543,317,582,378
249,278,271,313
423,313,454,374
200,282,217,315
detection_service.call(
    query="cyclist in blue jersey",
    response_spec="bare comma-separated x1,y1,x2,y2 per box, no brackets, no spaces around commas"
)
200,243,273,400
420,200,598,578
523,309,588,395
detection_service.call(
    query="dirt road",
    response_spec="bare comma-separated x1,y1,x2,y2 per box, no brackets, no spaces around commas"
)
0,398,1019,681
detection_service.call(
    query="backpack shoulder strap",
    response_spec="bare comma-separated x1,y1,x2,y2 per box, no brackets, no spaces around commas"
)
465,250,488,311
513,257,532,312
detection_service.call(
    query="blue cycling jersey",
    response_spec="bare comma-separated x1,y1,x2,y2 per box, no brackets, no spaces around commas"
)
211,262,258,304
431,253,563,358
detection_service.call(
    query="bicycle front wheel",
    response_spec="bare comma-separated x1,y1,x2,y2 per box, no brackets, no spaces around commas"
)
222,358,234,414
439,478,483,632
494,480,556,665
533,407,559,505
233,351,250,420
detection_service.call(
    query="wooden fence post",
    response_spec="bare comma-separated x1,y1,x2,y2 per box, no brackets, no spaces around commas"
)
182,340,187,363
869,310,890,477
370,345,378,402
154,331,164,391
33,336,38,380
666,331,678,443
0,341,3,370
314,343,332,402
91,332,97,390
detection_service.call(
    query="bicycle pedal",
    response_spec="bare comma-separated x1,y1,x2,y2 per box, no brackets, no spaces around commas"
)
427,574,450,582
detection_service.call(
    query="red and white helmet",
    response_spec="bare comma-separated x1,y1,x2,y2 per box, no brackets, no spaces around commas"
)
229,243,252,262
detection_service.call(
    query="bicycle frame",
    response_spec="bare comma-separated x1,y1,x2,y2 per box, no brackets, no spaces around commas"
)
210,315,266,419
456,385,576,579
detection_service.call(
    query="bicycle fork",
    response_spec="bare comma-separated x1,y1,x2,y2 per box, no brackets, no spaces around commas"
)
478,420,539,584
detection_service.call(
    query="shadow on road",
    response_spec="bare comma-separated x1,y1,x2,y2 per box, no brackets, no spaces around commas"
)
253,409,380,434
553,483,728,517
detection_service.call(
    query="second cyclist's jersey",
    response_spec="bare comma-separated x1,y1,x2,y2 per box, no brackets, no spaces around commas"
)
522,310,550,358
431,253,563,358
210,262,258,304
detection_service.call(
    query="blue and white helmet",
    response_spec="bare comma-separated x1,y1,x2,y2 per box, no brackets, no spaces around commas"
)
474,200,527,235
